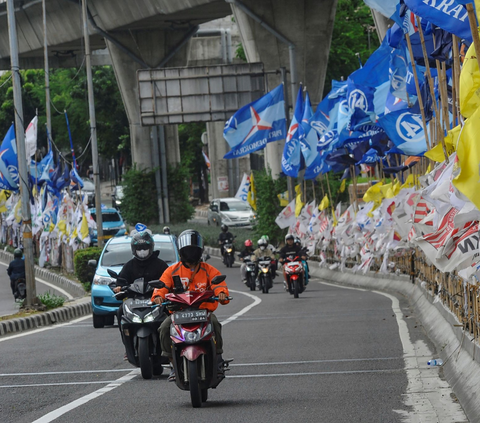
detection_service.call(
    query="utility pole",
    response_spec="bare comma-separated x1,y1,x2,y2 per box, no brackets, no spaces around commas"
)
82,0,104,248
6,0,36,306
42,0,52,138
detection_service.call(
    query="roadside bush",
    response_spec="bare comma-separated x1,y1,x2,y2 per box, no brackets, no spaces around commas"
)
38,292,65,310
167,164,195,223
74,247,102,290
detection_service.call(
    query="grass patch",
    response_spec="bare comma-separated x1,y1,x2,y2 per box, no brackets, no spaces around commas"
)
38,292,66,310
0,308,41,320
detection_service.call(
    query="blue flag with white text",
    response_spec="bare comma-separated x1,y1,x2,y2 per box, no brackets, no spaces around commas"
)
223,84,286,159
299,92,320,167
281,87,304,177
377,108,428,156
0,125,19,191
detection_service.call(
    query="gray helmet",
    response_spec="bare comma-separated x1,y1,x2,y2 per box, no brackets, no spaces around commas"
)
14,248,22,259
285,234,294,242
177,229,204,266
131,225,154,261
258,238,268,248
163,226,171,235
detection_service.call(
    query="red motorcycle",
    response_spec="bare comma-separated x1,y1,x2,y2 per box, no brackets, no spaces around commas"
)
283,255,305,298
149,275,232,408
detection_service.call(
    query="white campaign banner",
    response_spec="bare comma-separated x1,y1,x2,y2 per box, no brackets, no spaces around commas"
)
25,116,38,159
275,199,296,229
235,173,250,202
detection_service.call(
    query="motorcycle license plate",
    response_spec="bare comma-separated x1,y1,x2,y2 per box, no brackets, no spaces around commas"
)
173,309,208,324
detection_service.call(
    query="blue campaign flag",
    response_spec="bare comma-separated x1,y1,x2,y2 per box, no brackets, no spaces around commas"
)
404,0,473,43
357,148,382,165
281,87,305,177
0,125,19,191
224,84,286,159
304,152,331,180
364,0,403,26
309,92,336,137
38,150,55,184
389,41,410,102
56,162,70,191
69,167,84,190
377,108,428,156
299,91,320,167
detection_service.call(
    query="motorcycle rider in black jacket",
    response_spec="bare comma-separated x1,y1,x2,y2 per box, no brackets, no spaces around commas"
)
218,224,234,263
113,226,169,357
7,248,25,299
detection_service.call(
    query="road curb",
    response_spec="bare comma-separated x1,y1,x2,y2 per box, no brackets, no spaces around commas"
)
0,297,92,337
310,265,480,422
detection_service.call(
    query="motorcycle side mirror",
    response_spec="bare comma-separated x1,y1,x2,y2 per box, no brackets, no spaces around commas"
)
173,275,185,293
107,269,119,278
211,275,226,285
148,280,165,289
88,259,97,268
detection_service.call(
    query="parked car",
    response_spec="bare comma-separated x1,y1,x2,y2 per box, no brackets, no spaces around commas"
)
89,207,127,245
89,234,179,328
82,179,96,208
207,197,256,228
111,185,124,209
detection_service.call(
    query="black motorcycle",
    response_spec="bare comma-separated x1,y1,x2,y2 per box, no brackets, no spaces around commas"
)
222,241,235,268
257,257,274,294
242,255,257,291
108,269,169,379
13,277,26,300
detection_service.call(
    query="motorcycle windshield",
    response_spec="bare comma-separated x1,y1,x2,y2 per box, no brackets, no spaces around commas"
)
166,290,215,307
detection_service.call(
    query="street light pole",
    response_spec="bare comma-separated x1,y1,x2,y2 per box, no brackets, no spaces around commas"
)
6,0,36,306
82,0,104,248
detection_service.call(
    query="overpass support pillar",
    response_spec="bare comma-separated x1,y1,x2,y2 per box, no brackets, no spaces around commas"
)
106,29,191,170
230,0,338,178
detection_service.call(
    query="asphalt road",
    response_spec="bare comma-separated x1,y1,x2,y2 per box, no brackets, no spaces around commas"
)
0,256,468,422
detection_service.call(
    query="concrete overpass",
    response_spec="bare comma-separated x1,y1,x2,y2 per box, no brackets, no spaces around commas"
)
0,0,339,211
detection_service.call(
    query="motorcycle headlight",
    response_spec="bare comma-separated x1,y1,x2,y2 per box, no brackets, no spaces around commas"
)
226,248,233,253
143,307,160,323
262,268,268,273
124,304,142,323
184,329,201,344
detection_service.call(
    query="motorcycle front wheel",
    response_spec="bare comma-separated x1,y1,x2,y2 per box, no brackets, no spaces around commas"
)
139,337,153,380
262,276,269,294
294,280,300,298
248,275,255,291
188,359,202,408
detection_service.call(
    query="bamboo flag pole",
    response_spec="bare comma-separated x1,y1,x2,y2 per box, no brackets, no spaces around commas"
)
350,165,359,213
452,35,461,123
466,3,480,70
325,172,335,220
405,33,431,150
312,180,316,202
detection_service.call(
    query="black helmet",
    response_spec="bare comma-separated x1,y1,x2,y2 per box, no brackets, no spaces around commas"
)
221,224,228,233
178,229,204,266
163,226,171,235
131,225,154,261
285,234,294,242
14,248,22,259
294,237,301,245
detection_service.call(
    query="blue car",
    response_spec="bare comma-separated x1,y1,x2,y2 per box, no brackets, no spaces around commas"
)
89,207,127,245
90,234,179,328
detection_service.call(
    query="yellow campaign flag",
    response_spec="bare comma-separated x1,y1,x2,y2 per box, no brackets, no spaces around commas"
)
339,178,346,193
425,124,459,162
379,182,392,197
247,173,257,211
318,194,329,211
295,190,304,217
14,199,22,223
363,182,383,203
0,190,7,213
460,43,480,118
277,190,289,207
80,212,89,241
453,107,480,210
400,174,415,189
424,164,431,175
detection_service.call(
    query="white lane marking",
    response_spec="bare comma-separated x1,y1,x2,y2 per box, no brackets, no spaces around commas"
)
0,261,74,300
31,289,262,422
1,381,119,388
228,369,403,378
31,370,139,423
0,369,132,377
0,315,91,343
319,281,467,422
230,357,403,367
220,289,261,326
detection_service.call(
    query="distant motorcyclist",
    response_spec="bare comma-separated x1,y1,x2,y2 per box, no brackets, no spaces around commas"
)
218,224,234,262
261,235,278,277
295,237,309,285
239,239,255,284
152,229,229,382
252,238,276,281
7,248,25,300
163,226,171,235
114,225,169,357
279,234,306,283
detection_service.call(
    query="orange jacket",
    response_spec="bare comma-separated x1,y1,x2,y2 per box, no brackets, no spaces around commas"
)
151,262,229,312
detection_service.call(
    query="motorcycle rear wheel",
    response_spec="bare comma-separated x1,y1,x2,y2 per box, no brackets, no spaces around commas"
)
139,337,153,380
248,275,255,291
189,359,202,408
262,276,269,294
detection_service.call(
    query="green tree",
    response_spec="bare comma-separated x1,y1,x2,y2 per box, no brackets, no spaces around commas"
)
167,163,195,223
324,0,380,94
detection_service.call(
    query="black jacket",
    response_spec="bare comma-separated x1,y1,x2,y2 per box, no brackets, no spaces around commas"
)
7,258,25,280
117,250,168,287
279,244,304,260
239,248,255,259
218,232,234,244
